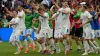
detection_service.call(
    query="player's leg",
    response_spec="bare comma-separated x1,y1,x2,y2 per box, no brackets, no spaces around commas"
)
21,29,28,52
69,27,76,50
82,31,90,55
63,27,70,54
14,30,22,54
75,27,83,52
9,32,16,47
96,30,100,41
26,29,36,51
89,30,99,54
38,29,46,53
49,29,55,53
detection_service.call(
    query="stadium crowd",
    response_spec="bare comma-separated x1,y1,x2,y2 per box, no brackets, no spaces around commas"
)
0,0,100,56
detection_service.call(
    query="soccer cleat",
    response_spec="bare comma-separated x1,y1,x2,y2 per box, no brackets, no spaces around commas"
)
38,48,42,52
29,43,33,48
50,51,54,54
95,47,99,54
14,52,20,54
33,45,36,51
56,50,61,53
46,50,51,54
38,49,41,52
88,50,95,53
25,48,29,53
65,49,69,54
82,52,88,56
76,49,82,52
20,47,23,51
70,48,72,50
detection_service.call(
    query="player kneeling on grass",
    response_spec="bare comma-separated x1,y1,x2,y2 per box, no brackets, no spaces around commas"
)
8,11,22,54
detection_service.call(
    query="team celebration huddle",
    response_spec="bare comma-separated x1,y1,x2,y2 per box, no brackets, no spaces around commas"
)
0,0,100,56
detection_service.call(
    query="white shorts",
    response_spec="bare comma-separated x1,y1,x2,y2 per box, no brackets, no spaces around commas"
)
61,26,70,35
95,30,100,37
54,28,63,38
38,28,51,38
26,28,33,35
83,27,93,39
91,30,95,39
49,29,53,37
9,29,21,42
33,28,39,38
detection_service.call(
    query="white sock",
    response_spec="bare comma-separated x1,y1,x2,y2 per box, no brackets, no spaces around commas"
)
17,40,23,48
63,39,68,50
24,39,28,49
10,41,16,47
15,41,20,51
37,42,42,51
50,39,55,50
46,45,50,50
42,42,46,50
77,45,81,49
28,36,35,46
55,42,60,52
93,41,99,47
83,41,90,53
89,40,96,49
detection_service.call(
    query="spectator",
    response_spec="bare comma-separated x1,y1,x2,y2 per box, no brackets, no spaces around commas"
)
1,15,8,28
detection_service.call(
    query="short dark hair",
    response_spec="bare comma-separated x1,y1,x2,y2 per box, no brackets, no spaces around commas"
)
83,5,88,9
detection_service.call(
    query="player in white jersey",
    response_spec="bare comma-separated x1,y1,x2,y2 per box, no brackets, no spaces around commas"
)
88,6,100,54
17,5,28,52
58,1,71,54
8,11,22,54
80,5,99,56
35,7,51,53
50,4,61,53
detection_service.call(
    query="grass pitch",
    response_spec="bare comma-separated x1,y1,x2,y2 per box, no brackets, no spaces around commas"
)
0,39,100,56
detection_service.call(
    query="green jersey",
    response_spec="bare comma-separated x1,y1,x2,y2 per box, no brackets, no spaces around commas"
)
33,12,40,28
73,8,82,18
25,13,33,29
1,19,8,28
46,10,53,29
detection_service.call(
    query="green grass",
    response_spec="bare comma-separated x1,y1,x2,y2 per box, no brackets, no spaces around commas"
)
0,39,100,56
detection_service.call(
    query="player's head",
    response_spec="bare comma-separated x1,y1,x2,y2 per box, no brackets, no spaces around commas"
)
13,10,18,17
38,6,44,14
88,6,93,12
82,5,88,11
18,5,23,11
62,1,68,8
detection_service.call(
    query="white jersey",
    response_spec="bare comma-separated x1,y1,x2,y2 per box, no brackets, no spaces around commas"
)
61,7,71,27
80,11,92,29
10,17,20,30
52,11,62,29
17,10,26,29
80,11,93,38
39,12,50,29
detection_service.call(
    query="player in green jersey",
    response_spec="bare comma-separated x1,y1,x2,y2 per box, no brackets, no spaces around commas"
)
24,9,36,53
